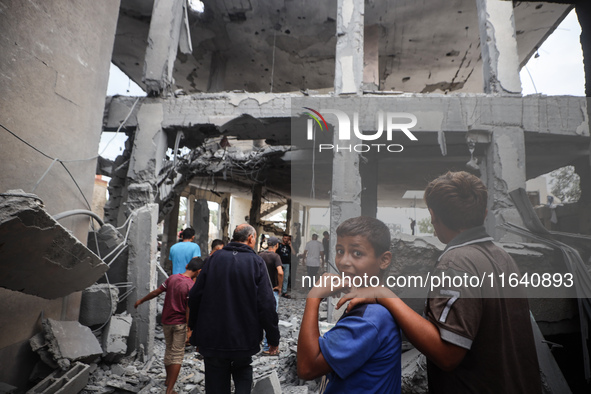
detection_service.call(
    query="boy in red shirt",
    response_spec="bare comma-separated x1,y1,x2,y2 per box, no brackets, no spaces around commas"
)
135,258,204,394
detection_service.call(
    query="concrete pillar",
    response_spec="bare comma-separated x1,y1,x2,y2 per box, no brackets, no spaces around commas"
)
143,0,185,96
335,0,365,95
126,101,168,215
363,25,380,91
475,0,521,94
286,198,293,237
220,195,230,244
161,194,180,274
329,0,364,321
481,127,526,241
126,204,159,359
576,1,591,97
192,198,209,256
249,184,263,242
360,154,379,218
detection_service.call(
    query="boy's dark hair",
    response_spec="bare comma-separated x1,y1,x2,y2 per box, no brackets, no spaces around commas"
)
336,216,390,256
187,257,205,271
211,239,225,249
424,171,488,231
182,228,196,240
323,231,329,236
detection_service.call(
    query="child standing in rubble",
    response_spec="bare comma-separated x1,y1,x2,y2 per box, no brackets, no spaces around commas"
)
134,258,204,394
297,216,402,393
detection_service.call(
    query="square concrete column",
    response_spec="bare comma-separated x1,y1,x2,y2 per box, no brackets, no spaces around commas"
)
143,0,186,96
126,204,159,359
481,127,526,241
220,195,230,244
192,198,210,256
249,184,263,246
126,101,168,215
161,194,180,274
475,0,522,94
335,0,365,96
329,0,365,323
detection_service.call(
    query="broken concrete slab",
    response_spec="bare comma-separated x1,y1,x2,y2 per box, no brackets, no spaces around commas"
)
26,362,90,394
43,318,102,368
102,313,133,362
252,371,281,394
0,191,108,299
79,284,120,327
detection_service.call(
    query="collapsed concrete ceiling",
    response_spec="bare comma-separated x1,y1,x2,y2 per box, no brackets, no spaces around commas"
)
112,0,572,94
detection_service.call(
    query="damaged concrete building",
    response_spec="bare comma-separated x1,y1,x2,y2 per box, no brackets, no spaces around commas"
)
1,0,591,392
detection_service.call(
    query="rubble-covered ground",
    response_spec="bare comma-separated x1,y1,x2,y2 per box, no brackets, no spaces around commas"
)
82,296,321,394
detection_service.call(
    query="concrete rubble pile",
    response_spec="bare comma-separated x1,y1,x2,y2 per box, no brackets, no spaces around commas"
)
79,297,314,394
76,292,430,394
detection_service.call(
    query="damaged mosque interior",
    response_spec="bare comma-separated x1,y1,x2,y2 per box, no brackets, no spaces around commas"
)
1,0,591,392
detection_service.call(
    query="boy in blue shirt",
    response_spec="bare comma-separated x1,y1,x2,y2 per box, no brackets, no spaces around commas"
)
297,216,401,393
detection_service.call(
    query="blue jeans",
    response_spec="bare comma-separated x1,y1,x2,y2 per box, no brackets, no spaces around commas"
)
204,356,253,394
281,264,290,294
262,290,280,351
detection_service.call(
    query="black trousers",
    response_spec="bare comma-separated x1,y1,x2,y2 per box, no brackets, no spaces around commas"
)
204,356,253,394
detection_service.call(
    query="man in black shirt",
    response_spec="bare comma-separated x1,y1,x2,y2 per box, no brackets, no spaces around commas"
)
277,233,292,297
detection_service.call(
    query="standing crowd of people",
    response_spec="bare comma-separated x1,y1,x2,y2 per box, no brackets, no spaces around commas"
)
134,171,543,394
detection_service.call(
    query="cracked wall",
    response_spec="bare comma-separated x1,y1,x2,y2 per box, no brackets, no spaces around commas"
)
0,0,121,387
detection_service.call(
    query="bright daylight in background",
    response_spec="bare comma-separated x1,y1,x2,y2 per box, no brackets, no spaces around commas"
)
100,9,585,236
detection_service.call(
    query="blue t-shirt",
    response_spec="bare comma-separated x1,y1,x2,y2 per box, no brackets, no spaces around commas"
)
319,304,401,394
169,241,201,274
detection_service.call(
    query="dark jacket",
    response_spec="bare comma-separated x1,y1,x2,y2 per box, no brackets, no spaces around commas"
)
188,242,280,358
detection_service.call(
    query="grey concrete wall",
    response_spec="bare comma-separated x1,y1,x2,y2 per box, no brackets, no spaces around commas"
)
0,0,120,388
126,204,159,359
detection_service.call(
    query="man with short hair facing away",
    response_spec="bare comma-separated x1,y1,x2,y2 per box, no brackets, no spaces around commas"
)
188,224,280,394
340,171,542,393
135,258,204,394
302,233,324,288
169,228,201,275
259,236,284,355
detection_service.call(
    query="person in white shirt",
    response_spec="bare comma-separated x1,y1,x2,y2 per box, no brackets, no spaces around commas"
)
302,234,324,288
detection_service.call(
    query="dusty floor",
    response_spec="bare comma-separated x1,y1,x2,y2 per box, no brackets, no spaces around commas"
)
81,295,321,393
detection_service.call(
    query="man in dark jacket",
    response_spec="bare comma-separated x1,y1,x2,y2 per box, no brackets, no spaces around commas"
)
188,223,280,394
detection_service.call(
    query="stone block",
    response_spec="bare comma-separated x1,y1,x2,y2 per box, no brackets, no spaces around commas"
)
252,371,281,394
43,318,102,366
0,191,108,299
102,313,132,362
79,283,119,327
26,362,90,394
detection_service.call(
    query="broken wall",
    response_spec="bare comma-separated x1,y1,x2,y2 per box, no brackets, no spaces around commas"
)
0,0,120,388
